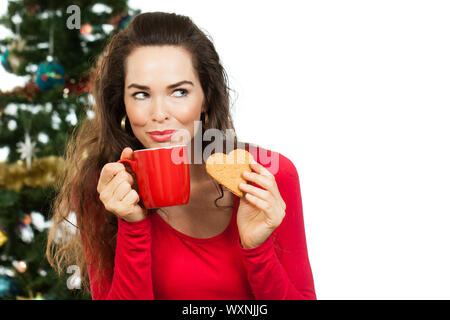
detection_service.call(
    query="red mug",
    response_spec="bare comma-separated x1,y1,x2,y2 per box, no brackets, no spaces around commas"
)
117,145,190,209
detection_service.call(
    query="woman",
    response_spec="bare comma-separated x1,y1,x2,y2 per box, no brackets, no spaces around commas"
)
46,11,316,300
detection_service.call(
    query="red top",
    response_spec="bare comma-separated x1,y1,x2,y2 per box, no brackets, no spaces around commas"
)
85,147,316,300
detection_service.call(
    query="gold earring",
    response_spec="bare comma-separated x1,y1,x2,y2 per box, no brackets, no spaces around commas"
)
121,115,127,131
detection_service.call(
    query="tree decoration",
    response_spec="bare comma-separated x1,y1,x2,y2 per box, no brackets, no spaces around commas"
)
17,225,33,243
37,268,47,277
0,79,40,102
0,229,7,248
12,260,27,273
17,221,34,243
109,12,136,32
25,3,40,15
80,23,103,35
16,131,39,170
0,155,65,192
63,72,92,97
30,211,53,232
80,23,93,35
0,275,20,298
117,14,134,31
34,60,66,91
20,212,32,226
1,39,26,74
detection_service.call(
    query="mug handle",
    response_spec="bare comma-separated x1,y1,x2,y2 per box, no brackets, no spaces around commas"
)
117,158,137,174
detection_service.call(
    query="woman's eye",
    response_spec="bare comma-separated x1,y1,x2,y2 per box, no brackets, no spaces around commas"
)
132,92,148,100
173,89,188,97
132,89,187,100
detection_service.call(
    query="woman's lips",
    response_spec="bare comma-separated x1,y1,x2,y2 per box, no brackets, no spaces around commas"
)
147,130,176,142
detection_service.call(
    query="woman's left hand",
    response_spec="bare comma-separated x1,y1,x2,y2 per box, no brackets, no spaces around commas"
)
236,160,286,249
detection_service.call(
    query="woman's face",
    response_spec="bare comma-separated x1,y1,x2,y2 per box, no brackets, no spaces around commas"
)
123,45,205,149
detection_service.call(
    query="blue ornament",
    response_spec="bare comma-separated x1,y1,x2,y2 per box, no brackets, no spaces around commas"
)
117,14,134,31
1,49,12,72
0,275,20,298
35,61,66,91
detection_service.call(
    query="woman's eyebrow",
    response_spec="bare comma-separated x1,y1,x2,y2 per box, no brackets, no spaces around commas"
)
126,80,194,90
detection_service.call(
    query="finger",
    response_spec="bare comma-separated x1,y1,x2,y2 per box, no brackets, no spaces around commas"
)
120,189,140,207
112,181,132,202
108,171,134,195
98,163,128,192
244,193,283,228
238,182,270,200
279,193,287,210
120,147,134,161
249,160,272,177
244,193,271,213
241,170,274,192
101,171,133,200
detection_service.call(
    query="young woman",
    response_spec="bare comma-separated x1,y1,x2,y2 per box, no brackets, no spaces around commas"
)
46,11,316,300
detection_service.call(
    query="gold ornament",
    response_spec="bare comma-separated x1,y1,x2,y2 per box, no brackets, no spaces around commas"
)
0,156,65,192
0,230,7,247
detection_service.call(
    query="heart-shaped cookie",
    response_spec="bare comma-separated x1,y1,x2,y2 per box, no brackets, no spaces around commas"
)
206,149,255,197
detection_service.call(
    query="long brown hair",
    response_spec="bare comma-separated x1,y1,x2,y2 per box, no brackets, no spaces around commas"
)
46,11,258,296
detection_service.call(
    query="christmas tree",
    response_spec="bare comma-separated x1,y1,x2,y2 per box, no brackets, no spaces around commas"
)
0,0,140,300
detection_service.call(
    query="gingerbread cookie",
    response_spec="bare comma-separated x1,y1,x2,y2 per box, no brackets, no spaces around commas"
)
206,149,255,197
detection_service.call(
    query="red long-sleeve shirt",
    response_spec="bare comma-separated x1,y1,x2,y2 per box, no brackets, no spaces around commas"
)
85,147,316,300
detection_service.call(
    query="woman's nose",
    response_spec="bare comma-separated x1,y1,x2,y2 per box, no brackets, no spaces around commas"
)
150,96,169,121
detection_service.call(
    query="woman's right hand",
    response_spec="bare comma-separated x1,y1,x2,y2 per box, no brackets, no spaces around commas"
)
97,147,147,223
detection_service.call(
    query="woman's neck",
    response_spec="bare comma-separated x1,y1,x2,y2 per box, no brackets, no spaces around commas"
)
188,163,211,190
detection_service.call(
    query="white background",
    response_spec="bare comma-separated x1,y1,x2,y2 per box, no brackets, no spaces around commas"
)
1,0,449,299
